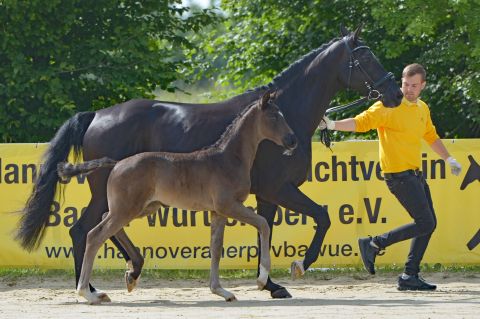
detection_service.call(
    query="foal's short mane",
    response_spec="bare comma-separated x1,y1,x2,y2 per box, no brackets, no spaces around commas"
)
201,99,259,153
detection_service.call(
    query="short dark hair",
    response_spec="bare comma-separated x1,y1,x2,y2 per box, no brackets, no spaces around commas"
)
402,63,426,81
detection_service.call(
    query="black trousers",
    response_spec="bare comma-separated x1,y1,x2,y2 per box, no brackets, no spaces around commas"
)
374,172,437,275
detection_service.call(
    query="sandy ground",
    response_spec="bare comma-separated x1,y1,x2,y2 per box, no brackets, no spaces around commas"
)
1,272,479,319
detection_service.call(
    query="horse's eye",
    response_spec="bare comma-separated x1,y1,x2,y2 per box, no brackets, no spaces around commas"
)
268,113,279,120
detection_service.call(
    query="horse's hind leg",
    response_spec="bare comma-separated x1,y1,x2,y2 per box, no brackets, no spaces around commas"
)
69,171,131,301
209,212,236,301
217,202,271,290
114,227,144,292
69,196,112,302
77,212,128,304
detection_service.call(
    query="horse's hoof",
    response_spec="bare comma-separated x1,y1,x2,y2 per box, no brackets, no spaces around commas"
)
225,295,237,302
125,271,138,292
270,287,292,299
93,289,111,303
98,293,111,303
257,279,267,291
290,260,305,280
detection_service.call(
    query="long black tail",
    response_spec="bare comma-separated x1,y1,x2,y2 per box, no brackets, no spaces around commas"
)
58,157,117,178
15,112,96,251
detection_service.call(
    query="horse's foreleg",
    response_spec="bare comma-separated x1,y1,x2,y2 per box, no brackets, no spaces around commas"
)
274,184,331,275
255,196,292,298
209,212,236,301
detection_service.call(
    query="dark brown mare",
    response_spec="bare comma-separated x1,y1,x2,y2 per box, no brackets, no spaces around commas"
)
57,91,297,304
16,26,403,299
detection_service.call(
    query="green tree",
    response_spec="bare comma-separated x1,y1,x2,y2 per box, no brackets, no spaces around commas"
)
0,0,219,142
188,0,479,138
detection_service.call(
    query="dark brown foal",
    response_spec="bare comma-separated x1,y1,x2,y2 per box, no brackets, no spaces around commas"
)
58,91,297,304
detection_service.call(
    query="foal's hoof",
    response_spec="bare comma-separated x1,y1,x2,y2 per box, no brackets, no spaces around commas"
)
79,288,111,304
290,260,305,280
125,271,139,292
270,287,292,299
92,289,111,303
225,295,237,302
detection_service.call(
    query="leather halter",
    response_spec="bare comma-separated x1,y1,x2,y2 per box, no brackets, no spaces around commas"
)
324,37,395,115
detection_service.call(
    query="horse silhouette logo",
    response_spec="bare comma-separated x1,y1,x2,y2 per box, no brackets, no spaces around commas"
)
461,155,480,250
460,155,480,190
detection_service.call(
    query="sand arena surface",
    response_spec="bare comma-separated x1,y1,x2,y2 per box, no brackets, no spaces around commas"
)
1,272,479,319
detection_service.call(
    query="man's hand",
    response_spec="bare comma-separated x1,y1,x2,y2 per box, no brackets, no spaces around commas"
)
446,156,462,176
319,116,335,130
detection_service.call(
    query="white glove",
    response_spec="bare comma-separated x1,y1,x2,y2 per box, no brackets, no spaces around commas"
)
446,156,462,176
319,116,335,130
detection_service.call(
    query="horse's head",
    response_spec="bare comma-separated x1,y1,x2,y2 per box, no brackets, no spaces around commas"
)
336,25,403,107
257,90,297,154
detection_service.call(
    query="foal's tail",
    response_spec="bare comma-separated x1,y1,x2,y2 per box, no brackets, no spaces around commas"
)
58,157,118,178
16,112,96,251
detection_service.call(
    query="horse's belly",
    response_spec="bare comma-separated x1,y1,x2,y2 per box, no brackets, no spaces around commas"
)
153,185,214,212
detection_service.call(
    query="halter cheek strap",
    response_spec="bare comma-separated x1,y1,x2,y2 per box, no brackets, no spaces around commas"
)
320,38,397,149
342,37,395,99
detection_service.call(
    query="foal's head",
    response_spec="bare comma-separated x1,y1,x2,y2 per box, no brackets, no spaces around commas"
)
257,91,297,154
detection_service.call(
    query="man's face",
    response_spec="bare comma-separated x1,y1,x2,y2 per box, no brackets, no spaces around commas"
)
401,74,426,102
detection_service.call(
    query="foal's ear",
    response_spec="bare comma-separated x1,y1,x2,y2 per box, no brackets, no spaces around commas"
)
353,23,363,41
260,90,274,110
340,24,349,37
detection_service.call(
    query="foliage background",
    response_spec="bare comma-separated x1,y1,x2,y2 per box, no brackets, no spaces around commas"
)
0,0,218,142
186,0,480,140
1,0,479,142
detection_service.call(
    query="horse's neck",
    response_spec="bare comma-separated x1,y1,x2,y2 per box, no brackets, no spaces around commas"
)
220,109,261,172
277,51,342,141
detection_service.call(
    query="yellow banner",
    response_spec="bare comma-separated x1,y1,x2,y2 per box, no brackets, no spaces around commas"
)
0,140,479,269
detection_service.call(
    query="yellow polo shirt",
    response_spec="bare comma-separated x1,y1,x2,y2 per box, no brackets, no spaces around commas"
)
354,97,440,173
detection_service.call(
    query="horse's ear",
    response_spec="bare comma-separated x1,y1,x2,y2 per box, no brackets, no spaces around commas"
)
340,24,349,37
260,90,272,110
353,23,363,41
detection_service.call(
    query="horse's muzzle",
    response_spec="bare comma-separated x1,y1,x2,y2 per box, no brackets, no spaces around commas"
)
382,86,403,108
282,134,298,155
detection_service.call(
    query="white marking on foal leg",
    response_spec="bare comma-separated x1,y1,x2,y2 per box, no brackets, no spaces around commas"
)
257,264,269,290
92,289,111,302
126,260,134,271
125,260,140,292
77,285,104,305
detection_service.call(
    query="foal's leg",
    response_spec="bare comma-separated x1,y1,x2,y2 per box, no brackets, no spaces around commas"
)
209,212,236,301
114,227,144,292
100,212,144,292
70,171,130,301
77,213,128,304
218,202,271,289
69,197,109,300
255,196,291,298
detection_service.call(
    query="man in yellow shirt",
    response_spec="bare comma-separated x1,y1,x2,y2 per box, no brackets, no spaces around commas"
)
320,63,462,290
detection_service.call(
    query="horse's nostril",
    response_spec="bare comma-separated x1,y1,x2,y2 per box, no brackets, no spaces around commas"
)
286,134,298,149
